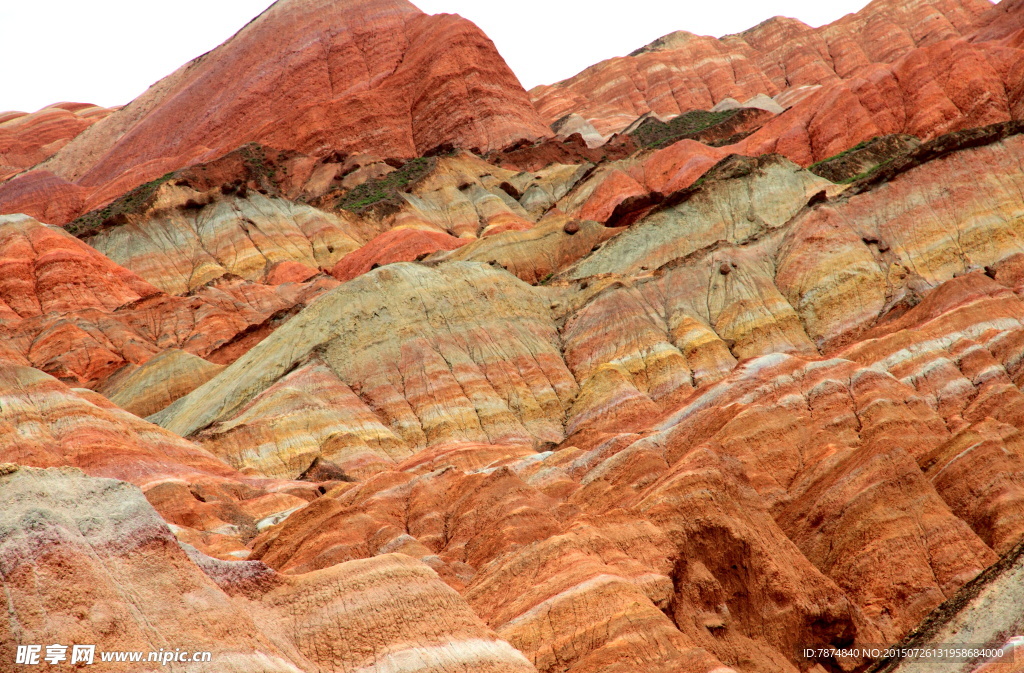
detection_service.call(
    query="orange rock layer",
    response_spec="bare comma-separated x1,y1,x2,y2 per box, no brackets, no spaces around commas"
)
0,103,112,181
0,213,338,387
2,0,1024,671
531,0,995,135
0,0,551,224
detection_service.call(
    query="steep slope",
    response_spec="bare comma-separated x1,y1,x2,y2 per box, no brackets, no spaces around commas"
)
867,541,1024,673
0,466,537,673
0,103,112,181
0,0,550,225
0,213,338,387
530,0,994,135
3,0,1024,670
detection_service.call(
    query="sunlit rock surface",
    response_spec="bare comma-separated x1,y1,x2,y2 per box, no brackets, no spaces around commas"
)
0,0,551,224
1,0,1024,671
530,0,994,136
0,466,537,673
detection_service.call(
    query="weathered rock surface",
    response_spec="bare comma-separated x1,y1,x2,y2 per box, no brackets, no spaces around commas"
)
551,113,606,148
809,133,922,183
388,152,590,237
779,126,1024,350
4,116,1022,673
0,169,86,225
99,349,226,418
870,539,1024,673
0,363,240,484
530,0,994,136
3,1,1024,671
330,228,467,282
0,213,337,387
0,466,537,672
0,0,550,225
566,153,830,279
437,212,617,285
0,359,321,559
527,0,1024,178
96,117,1017,673
0,103,112,182
735,36,1024,165
83,183,360,295
972,0,1024,43
154,263,578,477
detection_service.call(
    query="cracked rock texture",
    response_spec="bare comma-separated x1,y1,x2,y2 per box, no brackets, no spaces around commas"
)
0,466,537,672
2,0,1024,671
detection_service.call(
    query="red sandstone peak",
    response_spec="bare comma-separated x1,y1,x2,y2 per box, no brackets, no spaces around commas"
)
4,0,1024,669
530,0,995,135
0,0,550,223
972,0,1024,41
0,103,113,182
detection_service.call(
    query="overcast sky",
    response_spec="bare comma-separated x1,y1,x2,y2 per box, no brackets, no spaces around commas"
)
1,0,875,114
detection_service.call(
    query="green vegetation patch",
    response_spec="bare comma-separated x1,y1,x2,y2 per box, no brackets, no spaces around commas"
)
808,138,875,173
66,172,176,237
630,109,739,149
337,157,434,212
240,143,279,183
843,156,898,184
809,134,923,184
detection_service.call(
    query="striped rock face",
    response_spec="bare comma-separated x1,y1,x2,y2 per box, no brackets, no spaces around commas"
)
98,349,226,418
108,118,1020,672
0,103,113,181
876,541,1024,673
530,0,993,136
4,119,1024,673
0,360,324,559
153,262,579,478
530,0,1024,177
83,186,362,295
0,466,537,673
734,35,1024,166
0,214,339,387
0,0,551,226
49,149,606,299
558,130,1024,437
3,0,1024,671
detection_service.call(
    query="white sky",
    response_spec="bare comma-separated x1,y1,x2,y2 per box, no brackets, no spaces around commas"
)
1,0,874,114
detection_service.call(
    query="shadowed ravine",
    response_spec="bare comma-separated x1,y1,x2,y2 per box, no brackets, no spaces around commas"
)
2,0,1024,671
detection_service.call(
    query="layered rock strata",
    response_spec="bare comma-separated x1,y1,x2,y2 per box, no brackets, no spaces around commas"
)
530,0,994,135
0,0,551,224
2,1,1024,671
0,103,112,181
153,263,579,478
0,213,337,387
0,466,537,673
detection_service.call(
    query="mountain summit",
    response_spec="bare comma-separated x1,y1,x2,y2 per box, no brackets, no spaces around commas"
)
2,1,1024,672
0,0,550,223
